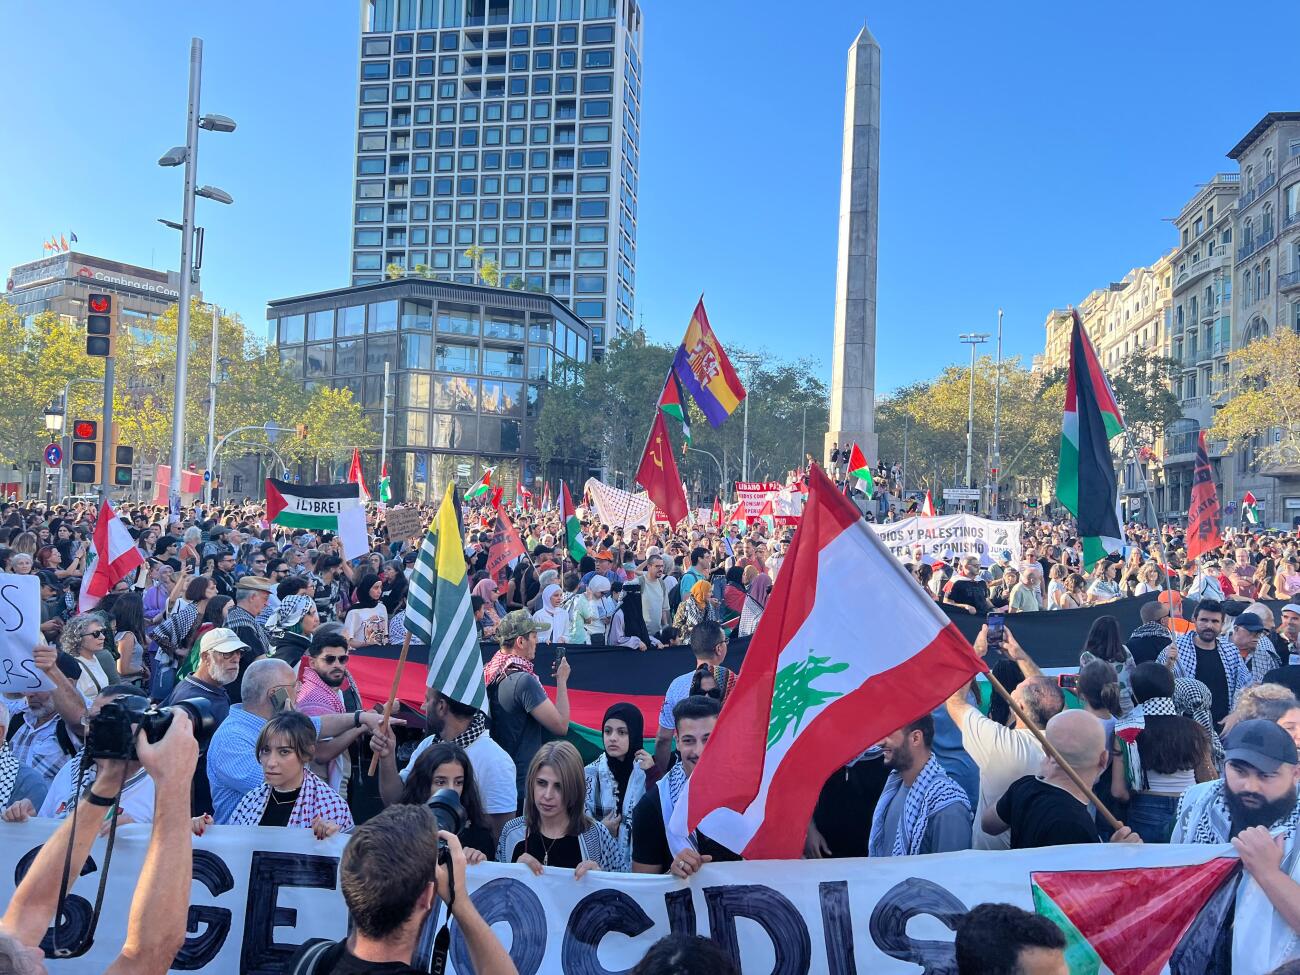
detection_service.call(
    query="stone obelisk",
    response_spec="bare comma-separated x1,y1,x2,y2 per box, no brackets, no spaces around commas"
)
825,24,880,469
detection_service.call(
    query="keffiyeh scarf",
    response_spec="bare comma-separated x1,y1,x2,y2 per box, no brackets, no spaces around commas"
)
1179,779,1300,846
1130,620,1173,642
482,649,534,687
435,710,487,750
229,768,355,830
267,594,314,638
868,753,971,857
1113,696,1179,791
0,744,20,808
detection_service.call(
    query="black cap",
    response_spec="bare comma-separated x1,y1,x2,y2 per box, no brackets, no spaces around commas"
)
1234,612,1266,633
1224,719,1299,774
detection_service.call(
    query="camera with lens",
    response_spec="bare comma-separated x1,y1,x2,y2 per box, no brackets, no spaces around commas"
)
86,695,216,761
427,787,467,844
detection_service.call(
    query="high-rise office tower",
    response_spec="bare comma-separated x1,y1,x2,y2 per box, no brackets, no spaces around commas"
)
353,0,643,356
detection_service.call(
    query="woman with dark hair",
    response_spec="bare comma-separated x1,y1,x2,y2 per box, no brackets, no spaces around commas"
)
1078,615,1135,713
607,580,649,650
229,711,353,836
111,592,150,687
584,702,653,864
343,573,388,648
497,740,626,874
398,742,494,862
630,934,739,975
1111,662,1216,842
1076,660,1123,722
176,595,234,680
380,560,408,616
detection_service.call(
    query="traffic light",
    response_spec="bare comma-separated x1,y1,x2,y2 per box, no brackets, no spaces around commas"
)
112,442,134,487
85,293,117,358
296,423,309,440
70,419,100,484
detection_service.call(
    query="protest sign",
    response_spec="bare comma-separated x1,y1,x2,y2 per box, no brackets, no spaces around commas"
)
0,572,51,692
383,506,426,541
734,480,780,520
0,820,1270,973
871,513,1022,567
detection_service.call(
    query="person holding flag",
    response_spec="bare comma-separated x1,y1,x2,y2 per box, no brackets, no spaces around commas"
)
1243,491,1261,526
846,443,875,498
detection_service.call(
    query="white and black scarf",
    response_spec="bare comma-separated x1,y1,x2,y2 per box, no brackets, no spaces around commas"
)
867,753,970,858
435,711,487,750
0,744,20,808
1182,780,1300,847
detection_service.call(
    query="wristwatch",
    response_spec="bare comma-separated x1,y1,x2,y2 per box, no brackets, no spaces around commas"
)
353,710,363,728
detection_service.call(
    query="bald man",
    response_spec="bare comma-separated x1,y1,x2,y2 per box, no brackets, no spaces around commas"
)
983,710,1138,848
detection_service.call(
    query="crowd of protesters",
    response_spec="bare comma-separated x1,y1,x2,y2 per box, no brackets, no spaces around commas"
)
4,489,1300,973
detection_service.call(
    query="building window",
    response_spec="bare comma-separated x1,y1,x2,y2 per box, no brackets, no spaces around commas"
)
484,308,525,340
401,299,433,329
436,342,480,373
437,303,480,336
278,315,306,344
482,347,525,377
335,339,363,375
338,305,366,336
481,379,524,415
435,375,478,411
368,300,399,332
401,332,432,369
574,299,604,319
366,335,397,372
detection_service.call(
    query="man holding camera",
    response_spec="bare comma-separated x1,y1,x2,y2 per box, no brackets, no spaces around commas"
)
0,707,200,975
290,805,516,974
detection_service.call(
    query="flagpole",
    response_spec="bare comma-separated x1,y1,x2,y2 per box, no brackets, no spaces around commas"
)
1123,432,1173,604
367,631,411,776
984,669,1125,833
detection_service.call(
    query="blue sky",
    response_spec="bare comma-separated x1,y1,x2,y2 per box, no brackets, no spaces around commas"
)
3,2,1298,395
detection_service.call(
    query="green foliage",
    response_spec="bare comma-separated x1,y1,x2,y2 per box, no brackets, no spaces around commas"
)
1210,327,1300,467
534,331,827,497
1105,349,1182,450
385,263,405,281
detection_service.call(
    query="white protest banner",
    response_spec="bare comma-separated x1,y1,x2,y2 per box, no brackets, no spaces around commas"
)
734,480,780,520
383,506,427,541
871,513,1022,567
584,477,653,530
0,820,1273,973
0,572,51,692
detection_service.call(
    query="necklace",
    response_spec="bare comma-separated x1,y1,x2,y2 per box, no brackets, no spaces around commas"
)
539,833,559,866
269,786,300,806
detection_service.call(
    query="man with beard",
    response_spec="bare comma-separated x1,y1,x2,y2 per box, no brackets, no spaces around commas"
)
297,630,366,798
1162,599,1250,727
1172,719,1300,971
867,714,972,857
374,685,517,843
164,627,243,814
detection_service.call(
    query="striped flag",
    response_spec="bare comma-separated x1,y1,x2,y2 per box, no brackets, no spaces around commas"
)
78,501,145,612
406,483,486,711
560,481,586,562
847,442,875,498
1243,491,1260,525
658,369,692,448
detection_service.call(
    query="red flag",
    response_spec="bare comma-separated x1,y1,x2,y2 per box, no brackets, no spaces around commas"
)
1186,431,1221,562
677,464,986,859
79,501,145,612
347,448,371,501
711,496,722,526
489,485,504,510
634,411,689,527
920,491,936,517
487,507,527,578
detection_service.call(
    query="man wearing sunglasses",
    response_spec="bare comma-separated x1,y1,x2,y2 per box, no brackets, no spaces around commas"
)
298,631,367,799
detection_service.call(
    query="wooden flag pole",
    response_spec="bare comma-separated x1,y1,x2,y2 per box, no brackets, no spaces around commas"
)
983,668,1126,834
367,631,412,777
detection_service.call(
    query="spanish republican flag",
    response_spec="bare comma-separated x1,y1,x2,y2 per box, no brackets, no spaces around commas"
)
673,464,986,859
671,298,746,429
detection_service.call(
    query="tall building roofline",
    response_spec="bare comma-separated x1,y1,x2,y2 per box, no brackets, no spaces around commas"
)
1227,112,1300,160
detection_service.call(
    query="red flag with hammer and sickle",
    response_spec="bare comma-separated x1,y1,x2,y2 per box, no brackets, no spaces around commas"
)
635,411,689,527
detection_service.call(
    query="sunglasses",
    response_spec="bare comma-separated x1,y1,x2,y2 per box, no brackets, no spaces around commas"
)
321,653,350,665
86,629,106,638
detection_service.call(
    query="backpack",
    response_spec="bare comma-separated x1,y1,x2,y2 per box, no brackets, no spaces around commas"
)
287,938,341,975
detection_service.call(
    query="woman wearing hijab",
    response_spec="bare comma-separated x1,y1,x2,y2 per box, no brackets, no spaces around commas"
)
527,569,560,613
343,573,388,649
577,575,614,644
672,579,714,640
472,576,506,632
607,581,649,650
531,583,570,643
584,702,653,864
721,567,747,622
267,594,320,670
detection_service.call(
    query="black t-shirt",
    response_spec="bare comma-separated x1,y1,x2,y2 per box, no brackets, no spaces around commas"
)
996,775,1098,849
488,671,556,800
258,787,300,827
630,782,741,870
512,831,583,869
1195,645,1231,725
292,939,422,975
946,578,992,614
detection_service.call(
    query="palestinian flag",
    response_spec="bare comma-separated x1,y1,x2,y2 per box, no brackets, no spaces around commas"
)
541,482,553,512
1244,491,1260,525
712,496,723,526
560,482,586,562
347,447,371,502
658,369,692,449
1057,310,1125,569
378,461,391,504
847,442,875,497
1031,858,1240,974
464,468,492,502
406,483,486,711
758,498,776,534
265,478,368,559
674,463,986,859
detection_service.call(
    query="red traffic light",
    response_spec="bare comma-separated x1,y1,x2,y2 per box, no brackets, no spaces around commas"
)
88,294,111,314
73,420,98,440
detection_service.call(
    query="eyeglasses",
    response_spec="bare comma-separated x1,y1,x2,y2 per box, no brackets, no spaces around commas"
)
321,653,350,665
86,629,106,638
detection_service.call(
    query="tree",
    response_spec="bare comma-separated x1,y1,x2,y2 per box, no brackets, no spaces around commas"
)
480,258,501,288
281,387,373,472
1210,328,1300,467
385,263,405,281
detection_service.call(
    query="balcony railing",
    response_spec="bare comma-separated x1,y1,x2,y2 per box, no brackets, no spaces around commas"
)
1285,210,1300,231
1280,269,1300,293
1238,228,1276,262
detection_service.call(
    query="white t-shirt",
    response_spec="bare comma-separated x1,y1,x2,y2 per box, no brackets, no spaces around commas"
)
39,764,156,823
958,705,1044,851
401,732,518,817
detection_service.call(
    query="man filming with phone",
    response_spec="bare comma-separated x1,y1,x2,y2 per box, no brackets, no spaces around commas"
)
0,708,200,975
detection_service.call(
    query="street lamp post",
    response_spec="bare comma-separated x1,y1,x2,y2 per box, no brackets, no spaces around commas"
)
159,37,235,516
44,405,63,507
958,332,990,512
992,309,1003,516
205,304,221,505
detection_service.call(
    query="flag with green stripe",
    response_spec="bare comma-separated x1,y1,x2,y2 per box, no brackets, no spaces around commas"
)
406,482,487,711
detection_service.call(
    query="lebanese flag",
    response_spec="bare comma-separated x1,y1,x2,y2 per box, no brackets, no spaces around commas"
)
79,501,145,612
920,490,936,517
674,463,986,860
347,448,371,502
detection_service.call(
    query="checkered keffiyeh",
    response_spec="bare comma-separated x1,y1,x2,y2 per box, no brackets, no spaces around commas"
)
229,768,354,831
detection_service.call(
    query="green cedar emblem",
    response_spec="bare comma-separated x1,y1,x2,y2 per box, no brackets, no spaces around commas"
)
766,652,849,749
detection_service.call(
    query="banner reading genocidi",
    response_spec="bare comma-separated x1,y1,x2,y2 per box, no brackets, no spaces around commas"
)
0,820,1274,973
871,513,1022,567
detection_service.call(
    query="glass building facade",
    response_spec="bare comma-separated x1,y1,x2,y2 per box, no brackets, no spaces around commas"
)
353,0,643,357
268,278,592,502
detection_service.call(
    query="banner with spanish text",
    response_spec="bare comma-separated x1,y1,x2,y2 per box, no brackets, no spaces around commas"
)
0,820,1279,973
871,513,1022,568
